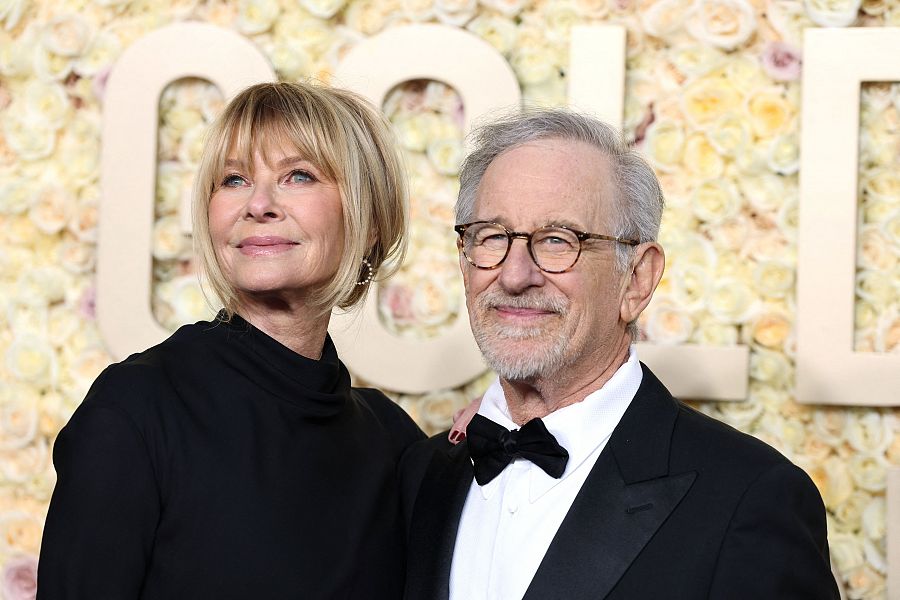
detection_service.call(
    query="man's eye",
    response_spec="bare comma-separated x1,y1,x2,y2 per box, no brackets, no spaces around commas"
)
287,170,314,184
221,174,246,187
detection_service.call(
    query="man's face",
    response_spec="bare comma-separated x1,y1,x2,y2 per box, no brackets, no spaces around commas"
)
461,138,631,383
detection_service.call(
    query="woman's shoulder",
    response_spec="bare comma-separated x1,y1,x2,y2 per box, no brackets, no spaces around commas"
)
351,387,426,449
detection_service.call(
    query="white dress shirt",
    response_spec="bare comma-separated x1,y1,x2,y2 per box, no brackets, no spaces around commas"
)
449,348,642,600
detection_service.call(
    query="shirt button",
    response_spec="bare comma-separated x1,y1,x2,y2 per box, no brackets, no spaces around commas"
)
506,501,518,514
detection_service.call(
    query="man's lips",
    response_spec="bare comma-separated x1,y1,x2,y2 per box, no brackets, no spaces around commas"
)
493,305,557,318
236,236,298,256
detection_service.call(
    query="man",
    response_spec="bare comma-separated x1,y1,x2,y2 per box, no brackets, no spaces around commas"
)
399,109,838,599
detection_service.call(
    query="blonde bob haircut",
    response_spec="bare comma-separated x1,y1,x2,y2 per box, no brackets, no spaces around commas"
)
192,81,408,319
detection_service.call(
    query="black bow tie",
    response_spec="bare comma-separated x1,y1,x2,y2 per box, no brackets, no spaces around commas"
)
466,414,569,485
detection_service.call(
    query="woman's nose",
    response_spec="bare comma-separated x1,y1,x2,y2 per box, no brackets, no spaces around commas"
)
244,185,284,221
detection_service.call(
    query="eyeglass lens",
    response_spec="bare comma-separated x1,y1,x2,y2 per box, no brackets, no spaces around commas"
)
462,223,580,271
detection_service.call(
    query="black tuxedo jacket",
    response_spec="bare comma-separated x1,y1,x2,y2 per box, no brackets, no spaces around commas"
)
399,365,839,599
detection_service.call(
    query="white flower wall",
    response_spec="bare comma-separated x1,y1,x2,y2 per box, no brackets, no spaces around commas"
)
0,0,898,597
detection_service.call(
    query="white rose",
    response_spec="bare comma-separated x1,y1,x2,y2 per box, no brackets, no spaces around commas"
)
268,37,312,80
299,0,348,19
848,454,887,493
480,0,529,16
856,269,894,305
68,193,99,242
2,110,56,161
41,14,93,58
28,185,73,235
875,309,900,352
466,14,517,55
804,0,861,26
767,133,800,175
670,263,711,310
343,1,397,35
236,0,281,34
0,384,40,451
426,138,464,176
683,133,724,179
510,45,556,86
5,334,57,387
845,412,894,456
860,496,886,542
831,490,870,532
434,0,477,25
57,237,95,274
57,130,100,187
420,389,467,430
540,0,582,40
806,455,855,509
723,54,770,94
748,347,791,387
715,397,763,429
644,120,684,172
0,179,35,216
751,259,795,299
861,166,900,204
22,81,70,129
67,345,113,402
164,275,216,327
705,215,749,251
692,321,738,345
668,44,725,79
0,0,27,30
152,216,189,261
33,43,74,82
685,0,756,50
757,413,805,456
15,266,69,306
74,29,121,77
0,438,49,484
411,275,461,329
857,224,896,271
575,0,611,18
47,305,81,348
690,179,739,224
641,0,692,39
706,113,749,157
400,0,435,21
644,302,695,344
5,302,48,338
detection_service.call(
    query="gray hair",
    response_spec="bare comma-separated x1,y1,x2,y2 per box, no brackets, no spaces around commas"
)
456,108,665,274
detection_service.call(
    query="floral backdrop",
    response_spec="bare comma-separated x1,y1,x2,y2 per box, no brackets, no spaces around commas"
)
0,0,899,598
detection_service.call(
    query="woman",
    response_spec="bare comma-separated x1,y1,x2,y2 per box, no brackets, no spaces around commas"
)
37,82,424,599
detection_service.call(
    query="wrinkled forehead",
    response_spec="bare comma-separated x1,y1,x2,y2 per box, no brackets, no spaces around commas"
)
476,139,617,230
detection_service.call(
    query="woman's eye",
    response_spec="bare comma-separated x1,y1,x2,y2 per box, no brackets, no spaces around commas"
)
287,170,314,184
221,174,246,187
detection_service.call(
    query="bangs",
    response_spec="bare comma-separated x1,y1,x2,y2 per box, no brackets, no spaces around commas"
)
216,88,342,184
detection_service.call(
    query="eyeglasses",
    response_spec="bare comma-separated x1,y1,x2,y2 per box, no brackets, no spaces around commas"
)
454,221,639,274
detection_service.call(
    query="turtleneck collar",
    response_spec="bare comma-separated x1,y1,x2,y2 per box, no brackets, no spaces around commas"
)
206,312,351,418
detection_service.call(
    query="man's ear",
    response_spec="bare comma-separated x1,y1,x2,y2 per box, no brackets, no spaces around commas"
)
621,242,665,324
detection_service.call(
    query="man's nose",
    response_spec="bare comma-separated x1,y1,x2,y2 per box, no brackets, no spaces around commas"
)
497,238,545,293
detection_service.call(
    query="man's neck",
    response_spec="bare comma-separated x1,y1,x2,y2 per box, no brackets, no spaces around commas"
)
500,336,632,425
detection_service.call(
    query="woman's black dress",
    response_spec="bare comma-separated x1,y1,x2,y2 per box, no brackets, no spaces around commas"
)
37,314,424,599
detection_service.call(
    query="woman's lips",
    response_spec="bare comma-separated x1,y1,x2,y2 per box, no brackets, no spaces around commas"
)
236,236,298,256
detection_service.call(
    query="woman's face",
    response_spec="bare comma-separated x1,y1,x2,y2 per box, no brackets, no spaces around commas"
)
208,143,345,307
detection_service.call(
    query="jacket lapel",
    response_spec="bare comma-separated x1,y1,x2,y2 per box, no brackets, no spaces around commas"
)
405,441,473,600
523,364,697,600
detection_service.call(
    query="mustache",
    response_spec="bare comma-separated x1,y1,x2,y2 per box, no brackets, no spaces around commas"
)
475,290,569,314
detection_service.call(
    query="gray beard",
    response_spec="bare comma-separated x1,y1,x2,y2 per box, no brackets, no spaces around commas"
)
470,290,573,381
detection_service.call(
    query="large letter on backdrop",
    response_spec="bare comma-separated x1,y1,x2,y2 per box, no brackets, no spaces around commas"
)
797,28,900,408
97,22,275,359
330,24,521,393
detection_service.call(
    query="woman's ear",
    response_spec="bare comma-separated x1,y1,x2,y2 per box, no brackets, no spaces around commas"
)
620,242,665,325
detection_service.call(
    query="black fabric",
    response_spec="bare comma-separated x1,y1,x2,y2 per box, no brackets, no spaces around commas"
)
400,364,839,600
466,414,568,485
38,314,424,600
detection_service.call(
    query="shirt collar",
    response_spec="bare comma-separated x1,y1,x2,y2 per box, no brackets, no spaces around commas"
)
474,347,643,502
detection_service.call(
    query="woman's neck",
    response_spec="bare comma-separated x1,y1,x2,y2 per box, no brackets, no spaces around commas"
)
235,296,331,359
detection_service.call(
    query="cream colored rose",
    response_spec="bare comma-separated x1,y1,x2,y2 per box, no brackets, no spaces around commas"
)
68,194,99,243
857,225,897,271
394,114,438,152
670,263,711,309
704,215,748,251
747,311,791,350
74,29,122,77
0,385,39,451
400,0,436,21
692,321,738,345
804,0,861,26
714,396,763,429
749,347,791,387
68,346,113,402
58,238,94,274
682,76,742,126
722,55,770,94
752,259,795,299
856,270,895,305
690,179,738,223
41,14,93,58
0,179,34,216
848,454,887,493
480,0,528,16
759,413,806,456
811,408,846,447
846,412,895,456
344,0,397,35
236,0,281,34
48,305,80,348
2,111,56,161
426,138,464,176
706,114,749,157
5,335,57,388
0,511,44,555
466,14,517,55
641,0,692,39
33,43,74,81
644,120,685,172
540,0,582,38
807,455,855,509
685,0,756,50
644,302,695,344
57,131,100,188
575,0,611,18
0,438,49,484
29,185,73,235
766,133,799,175
420,390,466,430
0,0,27,30
163,275,216,327
746,88,793,138
435,0,477,26
831,490,870,533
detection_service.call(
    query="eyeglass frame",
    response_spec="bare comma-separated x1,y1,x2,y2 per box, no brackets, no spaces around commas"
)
454,220,640,274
